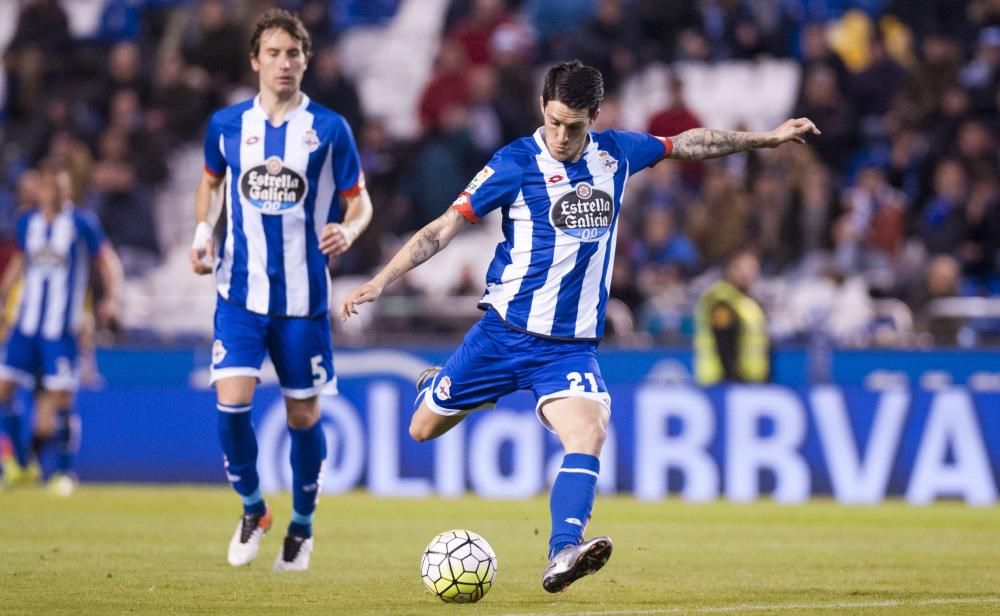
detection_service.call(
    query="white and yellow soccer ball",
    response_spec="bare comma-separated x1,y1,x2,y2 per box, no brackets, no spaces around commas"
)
420,529,497,603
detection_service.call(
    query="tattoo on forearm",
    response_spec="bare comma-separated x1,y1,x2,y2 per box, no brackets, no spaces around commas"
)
381,209,465,285
384,265,402,284
409,228,441,266
671,128,769,161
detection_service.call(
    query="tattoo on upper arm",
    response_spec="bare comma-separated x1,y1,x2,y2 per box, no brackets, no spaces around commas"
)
671,128,768,161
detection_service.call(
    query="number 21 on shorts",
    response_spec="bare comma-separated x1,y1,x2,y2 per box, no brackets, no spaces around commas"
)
566,371,599,392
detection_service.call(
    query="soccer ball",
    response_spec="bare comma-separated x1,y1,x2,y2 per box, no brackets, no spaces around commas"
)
420,529,497,603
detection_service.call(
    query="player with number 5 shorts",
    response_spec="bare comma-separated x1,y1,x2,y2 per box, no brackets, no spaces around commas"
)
190,9,372,572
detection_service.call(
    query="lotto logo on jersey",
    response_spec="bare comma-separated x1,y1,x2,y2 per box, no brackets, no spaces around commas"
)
550,183,614,241
238,156,308,214
464,166,495,195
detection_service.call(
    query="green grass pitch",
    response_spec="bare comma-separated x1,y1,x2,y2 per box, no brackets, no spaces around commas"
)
1,486,998,615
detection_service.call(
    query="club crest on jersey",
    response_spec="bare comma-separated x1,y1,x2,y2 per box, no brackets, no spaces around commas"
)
464,166,495,195
550,182,614,242
212,340,227,365
238,156,307,214
599,151,618,172
303,129,320,152
435,376,452,401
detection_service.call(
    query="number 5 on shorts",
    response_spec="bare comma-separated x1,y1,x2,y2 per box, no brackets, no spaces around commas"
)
311,355,327,386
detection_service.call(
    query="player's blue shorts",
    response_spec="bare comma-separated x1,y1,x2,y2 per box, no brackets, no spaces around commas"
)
0,329,80,392
420,310,611,431
210,296,335,399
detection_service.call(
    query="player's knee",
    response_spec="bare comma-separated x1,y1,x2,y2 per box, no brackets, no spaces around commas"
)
0,379,17,404
284,396,320,430
50,391,73,410
408,418,433,443
582,421,608,450
562,420,607,455
409,402,435,442
287,410,318,430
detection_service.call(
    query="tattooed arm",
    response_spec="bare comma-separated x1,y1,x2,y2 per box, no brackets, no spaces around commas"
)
669,118,820,161
339,207,471,320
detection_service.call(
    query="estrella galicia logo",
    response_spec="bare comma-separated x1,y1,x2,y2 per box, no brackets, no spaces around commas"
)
549,183,614,241
29,246,68,268
238,156,307,214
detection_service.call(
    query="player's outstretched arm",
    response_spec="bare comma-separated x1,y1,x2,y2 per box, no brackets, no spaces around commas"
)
669,118,820,161
339,208,470,321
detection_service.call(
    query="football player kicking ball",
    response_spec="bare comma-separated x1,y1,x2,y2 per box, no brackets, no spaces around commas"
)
341,60,818,592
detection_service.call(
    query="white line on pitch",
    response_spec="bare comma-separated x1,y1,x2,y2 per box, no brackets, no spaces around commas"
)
501,596,1000,616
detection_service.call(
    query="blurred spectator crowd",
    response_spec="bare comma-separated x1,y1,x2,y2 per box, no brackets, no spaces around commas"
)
2,0,1000,348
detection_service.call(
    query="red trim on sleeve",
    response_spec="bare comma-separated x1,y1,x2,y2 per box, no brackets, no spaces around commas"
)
204,165,224,179
656,136,674,159
339,184,362,198
450,192,479,223
338,171,367,198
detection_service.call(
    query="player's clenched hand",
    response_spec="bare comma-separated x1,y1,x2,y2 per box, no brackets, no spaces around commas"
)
189,239,215,275
96,297,120,331
320,223,357,257
190,221,215,275
768,117,821,146
339,280,383,321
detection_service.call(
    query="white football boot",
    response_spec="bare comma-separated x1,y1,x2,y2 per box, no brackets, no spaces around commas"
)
227,507,273,566
541,536,613,593
273,535,313,572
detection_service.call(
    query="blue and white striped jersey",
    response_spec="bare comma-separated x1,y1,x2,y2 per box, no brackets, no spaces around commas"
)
14,207,106,339
452,128,669,340
204,94,364,317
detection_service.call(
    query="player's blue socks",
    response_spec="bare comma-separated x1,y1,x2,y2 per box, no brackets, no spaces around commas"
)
217,404,265,515
53,408,79,473
548,453,600,558
288,421,326,538
1,401,29,467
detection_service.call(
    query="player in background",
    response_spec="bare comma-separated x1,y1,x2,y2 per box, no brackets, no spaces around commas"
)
0,160,123,495
341,61,818,592
190,9,372,571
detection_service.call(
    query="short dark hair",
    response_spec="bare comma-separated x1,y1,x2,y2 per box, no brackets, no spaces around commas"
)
37,157,69,176
542,60,604,117
250,9,312,59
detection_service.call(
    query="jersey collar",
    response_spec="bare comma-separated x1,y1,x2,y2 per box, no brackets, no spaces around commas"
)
251,92,311,125
532,127,597,163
